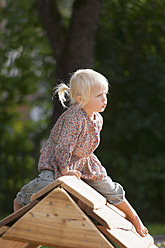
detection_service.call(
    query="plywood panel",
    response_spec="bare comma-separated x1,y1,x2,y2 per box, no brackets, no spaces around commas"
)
0,237,27,248
4,188,113,248
98,226,154,248
78,201,132,230
31,176,106,209
0,201,39,228
24,244,41,248
60,176,106,209
0,226,9,236
30,179,62,201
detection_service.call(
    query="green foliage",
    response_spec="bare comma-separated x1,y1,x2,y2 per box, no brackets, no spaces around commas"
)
0,0,164,225
0,0,54,213
95,0,165,222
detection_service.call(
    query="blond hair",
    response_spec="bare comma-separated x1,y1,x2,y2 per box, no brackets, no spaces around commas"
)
55,69,109,108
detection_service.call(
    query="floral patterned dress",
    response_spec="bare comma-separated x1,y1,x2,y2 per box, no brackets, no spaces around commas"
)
38,104,105,181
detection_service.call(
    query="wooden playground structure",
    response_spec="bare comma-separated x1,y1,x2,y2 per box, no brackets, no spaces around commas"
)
0,176,158,248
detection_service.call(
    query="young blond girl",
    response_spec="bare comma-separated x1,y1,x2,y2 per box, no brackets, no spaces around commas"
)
14,69,148,237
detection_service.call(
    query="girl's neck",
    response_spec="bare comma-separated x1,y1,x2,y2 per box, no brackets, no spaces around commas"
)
82,106,95,120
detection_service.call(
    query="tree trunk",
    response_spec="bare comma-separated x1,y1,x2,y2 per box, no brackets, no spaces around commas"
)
36,0,104,125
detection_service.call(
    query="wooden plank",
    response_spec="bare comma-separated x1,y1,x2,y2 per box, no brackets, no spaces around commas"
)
30,179,62,202
0,226,9,236
3,187,114,248
78,201,132,230
0,237,28,248
24,244,41,248
93,205,133,230
106,202,126,218
60,176,106,209
98,226,154,248
0,200,39,228
31,176,106,209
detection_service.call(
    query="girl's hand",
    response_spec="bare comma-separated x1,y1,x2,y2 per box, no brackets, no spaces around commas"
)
65,170,81,180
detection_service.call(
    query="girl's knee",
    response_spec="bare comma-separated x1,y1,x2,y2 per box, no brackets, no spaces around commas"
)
13,198,22,212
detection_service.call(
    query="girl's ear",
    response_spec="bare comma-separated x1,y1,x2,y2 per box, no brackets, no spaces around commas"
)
76,95,83,104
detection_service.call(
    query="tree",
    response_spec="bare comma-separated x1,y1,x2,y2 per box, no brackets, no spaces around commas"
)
35,0,104,124
0,0,55,214
0,0,105,215
95,0,165,222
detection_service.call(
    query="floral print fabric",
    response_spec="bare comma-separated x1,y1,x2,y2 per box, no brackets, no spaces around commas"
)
38,104,105,181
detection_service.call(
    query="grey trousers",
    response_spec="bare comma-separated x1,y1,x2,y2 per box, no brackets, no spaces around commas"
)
84,167,125,205
17,170,55,206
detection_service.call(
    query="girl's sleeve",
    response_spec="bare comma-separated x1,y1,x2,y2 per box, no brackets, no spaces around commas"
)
54,115,82,171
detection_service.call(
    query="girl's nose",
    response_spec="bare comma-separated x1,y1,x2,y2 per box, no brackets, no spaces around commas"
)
102,94,107,102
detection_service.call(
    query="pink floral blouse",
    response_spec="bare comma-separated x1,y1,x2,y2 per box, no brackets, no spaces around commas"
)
38,104,105,181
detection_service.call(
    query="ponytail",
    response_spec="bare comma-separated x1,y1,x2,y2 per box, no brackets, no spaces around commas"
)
53,83,70,108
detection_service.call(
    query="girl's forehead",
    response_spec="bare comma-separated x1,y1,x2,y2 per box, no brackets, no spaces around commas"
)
92,84,108,92
91,87,107,95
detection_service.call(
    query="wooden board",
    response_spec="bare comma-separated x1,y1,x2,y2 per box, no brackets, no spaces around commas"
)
0,200,39,228
30,178,62,202
60,176,106,209
78,201,132,230
98,226,154,248
24,244,41,248
106,202,126,218
31,176,106,209
3,187,114,248
0,226,9,236
0,237,28,248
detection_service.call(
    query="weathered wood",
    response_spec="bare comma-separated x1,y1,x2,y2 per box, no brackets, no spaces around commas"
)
98,226,154,248
0,237,28,248
78,200,132,230
0,200,39,228
0,226,9,236
106,202,126,218
30,179,62,202
3,187,113,248
31,176,106,209
60,176,106,209
24,244,41,248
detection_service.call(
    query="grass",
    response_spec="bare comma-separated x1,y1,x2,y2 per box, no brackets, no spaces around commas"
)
147,223,165,236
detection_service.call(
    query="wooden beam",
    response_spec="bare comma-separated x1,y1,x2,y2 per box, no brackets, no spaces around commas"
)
30,179,62,202
3,187,113,248
60,176,106,209
0,200,39,228
0,237,29,248
24,244,41,248
78,200,132,230
98,226,154,248
0,226,9,236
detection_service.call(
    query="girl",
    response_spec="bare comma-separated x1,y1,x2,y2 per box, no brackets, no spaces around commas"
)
14,69,148,237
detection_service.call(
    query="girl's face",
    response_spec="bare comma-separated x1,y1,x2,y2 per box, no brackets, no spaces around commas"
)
82,88,107,118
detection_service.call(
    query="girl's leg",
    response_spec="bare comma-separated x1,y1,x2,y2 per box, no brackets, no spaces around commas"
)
115,198,148,237
14,198,22,212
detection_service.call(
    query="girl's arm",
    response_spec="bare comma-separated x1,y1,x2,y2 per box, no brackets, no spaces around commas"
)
61,166,81,179
54,113,82,176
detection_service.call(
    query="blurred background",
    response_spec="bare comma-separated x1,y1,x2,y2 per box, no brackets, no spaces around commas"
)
0,0,165,233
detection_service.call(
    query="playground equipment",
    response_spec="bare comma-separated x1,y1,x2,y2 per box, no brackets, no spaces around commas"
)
0,176,158,248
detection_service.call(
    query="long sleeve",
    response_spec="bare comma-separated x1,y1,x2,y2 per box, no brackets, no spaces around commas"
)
53,114,82,171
